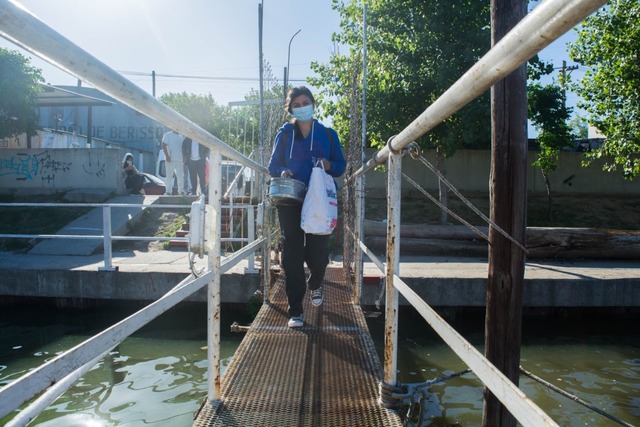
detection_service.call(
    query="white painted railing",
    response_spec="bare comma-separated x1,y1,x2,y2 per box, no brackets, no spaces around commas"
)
348,1,608,426
0,0,611,424
0,0,274,422
0,201,258,271
0,237,264,422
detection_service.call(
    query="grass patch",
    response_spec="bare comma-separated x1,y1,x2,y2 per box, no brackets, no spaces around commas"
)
0,193,92,252
112,209,187,252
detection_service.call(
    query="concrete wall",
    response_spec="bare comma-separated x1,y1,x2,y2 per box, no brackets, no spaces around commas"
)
1,147,637,197
0,148,124,195
362,148,640,196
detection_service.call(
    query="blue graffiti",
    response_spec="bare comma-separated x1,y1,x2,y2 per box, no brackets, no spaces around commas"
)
0,151,72,182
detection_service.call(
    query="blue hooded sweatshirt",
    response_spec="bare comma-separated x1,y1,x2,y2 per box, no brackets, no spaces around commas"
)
268,120,346,187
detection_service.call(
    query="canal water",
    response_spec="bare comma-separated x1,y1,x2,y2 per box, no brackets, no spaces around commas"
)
1,301,638,426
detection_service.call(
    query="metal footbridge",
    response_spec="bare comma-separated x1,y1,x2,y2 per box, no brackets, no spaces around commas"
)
0,0,624,426
194,267,402,426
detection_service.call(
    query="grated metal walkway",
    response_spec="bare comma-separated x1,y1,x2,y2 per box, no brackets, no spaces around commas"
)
194,266,403,426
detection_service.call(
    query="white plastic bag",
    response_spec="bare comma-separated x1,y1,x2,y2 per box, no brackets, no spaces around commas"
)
301,166,338,235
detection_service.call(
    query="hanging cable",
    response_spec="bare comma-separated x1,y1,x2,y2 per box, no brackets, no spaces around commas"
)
520,367,635,427
410,153,528,254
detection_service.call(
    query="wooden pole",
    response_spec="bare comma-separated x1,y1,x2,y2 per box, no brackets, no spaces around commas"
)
483,0,528,426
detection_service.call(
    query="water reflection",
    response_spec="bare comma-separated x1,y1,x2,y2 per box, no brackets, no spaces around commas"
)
366,309,640,426
1,303,638,426
0,301,243,426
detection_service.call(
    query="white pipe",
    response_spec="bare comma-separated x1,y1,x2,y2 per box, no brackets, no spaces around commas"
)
99,206,115,271
0,0,268,176
353,0,607,177
5,348,113,427
0,272,212,419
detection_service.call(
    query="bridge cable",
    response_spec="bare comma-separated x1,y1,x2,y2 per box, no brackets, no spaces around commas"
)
520,366,636,427
406,145,528,254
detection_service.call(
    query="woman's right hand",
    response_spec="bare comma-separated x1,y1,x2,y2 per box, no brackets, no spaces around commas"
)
280,169,293,178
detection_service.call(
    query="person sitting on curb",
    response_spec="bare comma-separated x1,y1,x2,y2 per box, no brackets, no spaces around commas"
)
122,152,144,195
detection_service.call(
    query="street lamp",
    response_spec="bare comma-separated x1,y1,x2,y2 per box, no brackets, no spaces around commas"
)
284,29,301,100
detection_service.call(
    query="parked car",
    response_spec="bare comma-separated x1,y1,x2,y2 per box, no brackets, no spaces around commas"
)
140,172,167,195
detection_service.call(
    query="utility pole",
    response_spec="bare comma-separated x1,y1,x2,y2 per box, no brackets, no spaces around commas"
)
483,0,528,425
560,60,578,109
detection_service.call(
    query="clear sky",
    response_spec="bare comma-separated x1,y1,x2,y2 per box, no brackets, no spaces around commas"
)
0,0,342,105
0,0,585,127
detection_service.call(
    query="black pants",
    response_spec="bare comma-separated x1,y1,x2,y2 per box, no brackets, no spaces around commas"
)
188,159,207,195
125,173,144,194
277,204,329,317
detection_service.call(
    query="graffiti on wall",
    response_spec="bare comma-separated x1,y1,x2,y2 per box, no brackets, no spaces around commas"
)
0,151,72,184
82,152,107,178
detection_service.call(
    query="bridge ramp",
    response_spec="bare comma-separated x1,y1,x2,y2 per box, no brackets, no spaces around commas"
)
194,266,402,426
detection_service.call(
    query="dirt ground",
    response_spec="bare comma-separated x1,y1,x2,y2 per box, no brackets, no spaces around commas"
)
2,192,639,253
120,193,640,254
364,193,640,230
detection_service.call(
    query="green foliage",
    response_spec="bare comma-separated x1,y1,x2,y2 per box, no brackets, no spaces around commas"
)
159,62,286,158
159,92,237,150
528,82,575,174
310,0,491,156
0,48,44,139
568,0,640,179
568,113,588,139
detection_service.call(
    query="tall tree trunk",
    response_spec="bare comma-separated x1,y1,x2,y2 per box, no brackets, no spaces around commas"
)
542,170,553,222
483,0,528,426
436,146,448,225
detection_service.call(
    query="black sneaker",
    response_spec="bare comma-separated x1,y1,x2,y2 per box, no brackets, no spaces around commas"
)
310,287,323,307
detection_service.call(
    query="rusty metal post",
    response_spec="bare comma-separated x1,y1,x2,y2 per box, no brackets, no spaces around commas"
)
207,147,222,401
353,173,365,304
383,151,402,387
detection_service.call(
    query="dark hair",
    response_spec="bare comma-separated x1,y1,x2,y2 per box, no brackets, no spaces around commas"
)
284,86,315,115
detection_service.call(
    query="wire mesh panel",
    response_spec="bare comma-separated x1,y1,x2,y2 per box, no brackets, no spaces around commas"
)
194,267,402,426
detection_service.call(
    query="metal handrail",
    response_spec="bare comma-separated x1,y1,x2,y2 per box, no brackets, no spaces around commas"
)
358,240,557,426
0,201,258,269
0,0,274,422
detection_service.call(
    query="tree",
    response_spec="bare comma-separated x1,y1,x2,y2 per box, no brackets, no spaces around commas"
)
0,48,43,139
568,113,588,139
528,82,575,221
568,0,640,179
311,0,491,155
311,0,491,225
159,92,234,149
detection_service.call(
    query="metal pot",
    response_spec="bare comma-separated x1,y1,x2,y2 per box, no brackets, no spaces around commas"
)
268,178,307,205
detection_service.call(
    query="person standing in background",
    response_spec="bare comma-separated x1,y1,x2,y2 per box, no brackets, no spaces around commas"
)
161,129,185,195
182,137,209,196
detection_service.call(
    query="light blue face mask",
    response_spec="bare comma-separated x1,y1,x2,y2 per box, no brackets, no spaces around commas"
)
292,104,314,122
